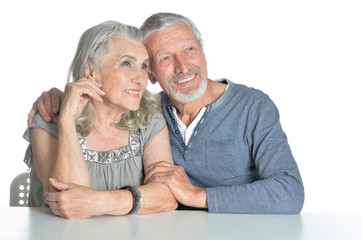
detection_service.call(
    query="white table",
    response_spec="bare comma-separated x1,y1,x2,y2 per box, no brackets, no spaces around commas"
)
1,207,360,240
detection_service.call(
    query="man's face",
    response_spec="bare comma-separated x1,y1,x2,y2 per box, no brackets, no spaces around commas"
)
145,24,208,104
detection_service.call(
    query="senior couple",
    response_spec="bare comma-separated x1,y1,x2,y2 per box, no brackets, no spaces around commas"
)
24,12,304,219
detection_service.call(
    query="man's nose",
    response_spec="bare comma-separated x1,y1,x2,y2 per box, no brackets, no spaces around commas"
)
174,55,190,74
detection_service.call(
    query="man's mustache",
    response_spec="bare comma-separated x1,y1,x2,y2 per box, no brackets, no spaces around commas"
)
169,68,203,83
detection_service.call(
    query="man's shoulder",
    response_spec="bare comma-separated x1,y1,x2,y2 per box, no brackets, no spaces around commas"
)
219,79,271,105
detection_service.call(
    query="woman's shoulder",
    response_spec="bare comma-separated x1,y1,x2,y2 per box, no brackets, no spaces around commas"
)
144,110,166,133
139,110,166,147
23,113,58,141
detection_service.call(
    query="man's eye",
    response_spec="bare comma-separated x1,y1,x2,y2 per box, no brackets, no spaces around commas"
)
159,56,171,65
187,47,193,51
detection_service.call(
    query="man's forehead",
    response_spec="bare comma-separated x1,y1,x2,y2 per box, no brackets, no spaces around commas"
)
145,26,198,54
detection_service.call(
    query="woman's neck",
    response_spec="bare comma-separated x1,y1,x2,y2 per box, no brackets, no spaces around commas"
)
85,101,130,151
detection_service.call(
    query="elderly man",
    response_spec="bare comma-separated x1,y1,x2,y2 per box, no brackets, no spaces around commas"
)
28,13,304,214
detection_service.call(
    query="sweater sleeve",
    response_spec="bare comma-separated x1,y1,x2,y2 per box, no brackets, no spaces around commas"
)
206,96,304,214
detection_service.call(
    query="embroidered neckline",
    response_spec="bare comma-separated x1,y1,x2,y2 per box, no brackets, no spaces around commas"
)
78,130,141,164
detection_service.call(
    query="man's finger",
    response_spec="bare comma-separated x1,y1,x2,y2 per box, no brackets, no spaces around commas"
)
48,178,71,191
41,91,54,118
27,108,37,125
144,166,170,183
145,161,174,174
36,100,52,122
50,89,61,114
44,191,59,202
144,170,175,184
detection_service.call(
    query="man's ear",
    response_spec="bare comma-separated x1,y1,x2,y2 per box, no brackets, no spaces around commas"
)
148,72,158,84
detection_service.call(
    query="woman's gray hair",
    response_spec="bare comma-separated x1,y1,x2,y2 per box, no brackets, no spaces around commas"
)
140,12,204,50
68,21,160,136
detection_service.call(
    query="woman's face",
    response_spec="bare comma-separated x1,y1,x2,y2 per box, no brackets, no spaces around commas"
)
93,35,149,112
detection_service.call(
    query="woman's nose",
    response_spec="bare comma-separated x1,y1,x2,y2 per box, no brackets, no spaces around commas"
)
131,68,147,85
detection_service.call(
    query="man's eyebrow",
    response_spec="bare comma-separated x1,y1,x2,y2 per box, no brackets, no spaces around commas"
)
183,40,198,47
156,51,171,57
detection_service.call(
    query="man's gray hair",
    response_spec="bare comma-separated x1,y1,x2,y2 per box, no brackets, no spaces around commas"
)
68,20,143,82
140,12,204,50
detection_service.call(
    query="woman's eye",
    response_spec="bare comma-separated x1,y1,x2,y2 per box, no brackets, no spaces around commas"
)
141,64,148,70
122,61,131,67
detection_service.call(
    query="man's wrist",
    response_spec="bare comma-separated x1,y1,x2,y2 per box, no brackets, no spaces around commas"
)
193,187,208,208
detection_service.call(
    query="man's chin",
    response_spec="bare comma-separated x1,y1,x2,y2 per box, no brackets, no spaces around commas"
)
170,89,204,104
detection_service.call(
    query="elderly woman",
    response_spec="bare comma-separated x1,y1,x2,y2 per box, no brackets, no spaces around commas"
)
23,21,177,219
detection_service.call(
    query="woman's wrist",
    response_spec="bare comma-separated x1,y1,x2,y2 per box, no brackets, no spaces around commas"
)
58,111,77,125
99,190,133,216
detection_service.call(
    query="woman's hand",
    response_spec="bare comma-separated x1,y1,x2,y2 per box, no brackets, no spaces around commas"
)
45,178,103,219
60,78,104,121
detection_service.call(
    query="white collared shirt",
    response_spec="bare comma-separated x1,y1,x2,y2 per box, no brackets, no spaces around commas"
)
171,82,229,145
172,106,207,146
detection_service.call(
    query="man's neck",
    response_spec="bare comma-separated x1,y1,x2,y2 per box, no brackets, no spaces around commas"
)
173,79,227,127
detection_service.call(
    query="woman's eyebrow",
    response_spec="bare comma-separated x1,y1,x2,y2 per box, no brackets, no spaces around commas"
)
120,55,149,63
120,55,137,61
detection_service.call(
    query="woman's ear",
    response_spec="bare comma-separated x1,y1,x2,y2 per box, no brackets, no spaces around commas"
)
85,62,96,80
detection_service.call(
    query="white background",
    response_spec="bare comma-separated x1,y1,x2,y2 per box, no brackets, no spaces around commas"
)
0,0,360,212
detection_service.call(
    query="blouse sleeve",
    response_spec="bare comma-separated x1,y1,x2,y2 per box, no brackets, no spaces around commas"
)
23,113,58,167
140,110,166,150
23,113,58,142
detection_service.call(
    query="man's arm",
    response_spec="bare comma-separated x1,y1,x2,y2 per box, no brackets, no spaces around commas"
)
144,161,207,208
28,87,63,125
145,96,304,214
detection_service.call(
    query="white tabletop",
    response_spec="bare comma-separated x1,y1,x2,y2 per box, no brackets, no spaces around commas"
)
1,207,360,240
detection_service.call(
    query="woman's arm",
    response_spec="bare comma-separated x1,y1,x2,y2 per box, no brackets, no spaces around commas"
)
29,114,91,193
30,121,90,192
137,126,178,214
30,79,104,192
44,126,178,219
93,126,178,215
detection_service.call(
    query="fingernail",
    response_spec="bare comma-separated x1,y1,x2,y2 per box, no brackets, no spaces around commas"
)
45,116,51,122
49,178,55,182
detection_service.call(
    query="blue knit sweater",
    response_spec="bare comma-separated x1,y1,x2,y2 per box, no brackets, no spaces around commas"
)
161,79,304,213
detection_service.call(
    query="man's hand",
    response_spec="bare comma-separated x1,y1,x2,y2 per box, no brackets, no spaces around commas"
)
144,161,208,208
45,178,102,219
27,88,63,125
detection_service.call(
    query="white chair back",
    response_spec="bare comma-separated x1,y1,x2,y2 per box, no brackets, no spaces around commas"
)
10,172,30,206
